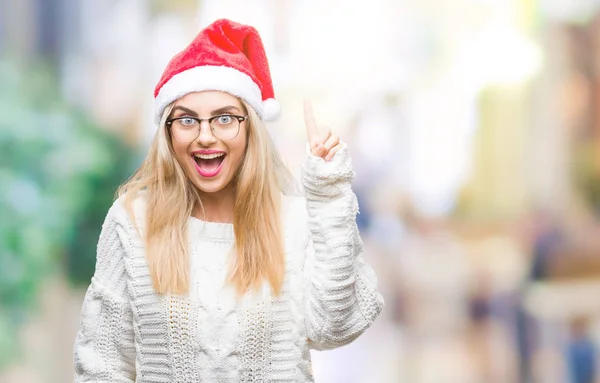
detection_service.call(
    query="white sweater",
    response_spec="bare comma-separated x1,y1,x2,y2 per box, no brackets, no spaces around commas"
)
73,146,384,382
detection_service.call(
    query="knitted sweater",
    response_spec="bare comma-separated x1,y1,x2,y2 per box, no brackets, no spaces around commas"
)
73,146,384,382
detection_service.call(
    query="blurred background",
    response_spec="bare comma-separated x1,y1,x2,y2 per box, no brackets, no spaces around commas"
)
2,0,600,382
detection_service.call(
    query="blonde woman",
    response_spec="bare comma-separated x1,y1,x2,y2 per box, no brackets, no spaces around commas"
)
73,18,383,382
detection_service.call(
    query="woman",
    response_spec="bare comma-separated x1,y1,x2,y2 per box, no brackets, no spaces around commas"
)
73,18,383,382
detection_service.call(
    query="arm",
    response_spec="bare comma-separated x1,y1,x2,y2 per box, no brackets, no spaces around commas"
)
73,206,136,382
302,144,384,350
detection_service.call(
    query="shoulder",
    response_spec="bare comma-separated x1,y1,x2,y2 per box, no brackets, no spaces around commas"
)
282,194,308,222
281,194,310,246
105,191,148,233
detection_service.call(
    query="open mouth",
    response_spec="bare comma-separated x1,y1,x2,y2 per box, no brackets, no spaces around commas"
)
192,152,226,177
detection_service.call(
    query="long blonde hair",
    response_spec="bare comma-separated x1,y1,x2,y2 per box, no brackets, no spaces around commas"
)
117,100,295,297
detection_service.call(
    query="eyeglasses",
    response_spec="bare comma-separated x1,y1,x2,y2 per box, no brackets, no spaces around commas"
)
166,114,248,142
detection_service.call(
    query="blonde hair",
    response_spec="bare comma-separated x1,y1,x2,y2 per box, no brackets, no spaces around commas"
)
117,100,295,297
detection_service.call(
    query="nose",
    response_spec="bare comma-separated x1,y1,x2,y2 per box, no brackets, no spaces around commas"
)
195,120,217,146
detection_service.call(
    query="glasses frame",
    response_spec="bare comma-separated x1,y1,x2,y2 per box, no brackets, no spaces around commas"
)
166,114,248,142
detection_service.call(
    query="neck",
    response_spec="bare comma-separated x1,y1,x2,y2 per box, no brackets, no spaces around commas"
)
195,186,235,223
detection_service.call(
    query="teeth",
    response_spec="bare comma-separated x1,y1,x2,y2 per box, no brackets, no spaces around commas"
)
194,153,224,159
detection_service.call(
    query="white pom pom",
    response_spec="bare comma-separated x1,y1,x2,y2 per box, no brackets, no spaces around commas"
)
262,98,281,121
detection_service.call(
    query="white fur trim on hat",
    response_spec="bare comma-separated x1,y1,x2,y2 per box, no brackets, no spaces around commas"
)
154,65,265,123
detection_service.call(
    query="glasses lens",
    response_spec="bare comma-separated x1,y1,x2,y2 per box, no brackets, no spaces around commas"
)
211,116,240,140
171,119,200,143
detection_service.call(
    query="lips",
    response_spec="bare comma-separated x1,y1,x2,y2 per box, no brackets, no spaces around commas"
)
191,151,226,178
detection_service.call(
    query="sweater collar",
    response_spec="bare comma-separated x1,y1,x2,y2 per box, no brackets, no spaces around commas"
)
188,216,235,241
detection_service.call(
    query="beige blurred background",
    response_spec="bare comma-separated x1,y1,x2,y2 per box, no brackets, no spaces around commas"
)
2,0,600,382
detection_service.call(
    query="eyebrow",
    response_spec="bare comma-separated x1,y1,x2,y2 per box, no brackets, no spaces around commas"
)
210,105,242,116
171,106,198,117
170,105,242,118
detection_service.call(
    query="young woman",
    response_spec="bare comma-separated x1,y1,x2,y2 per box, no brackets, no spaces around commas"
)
73,18,383,382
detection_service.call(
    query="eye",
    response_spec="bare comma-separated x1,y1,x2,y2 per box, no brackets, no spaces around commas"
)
215,115,233,124
179,117,197,126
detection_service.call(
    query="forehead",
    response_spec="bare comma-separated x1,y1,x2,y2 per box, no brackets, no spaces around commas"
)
174,91,244,112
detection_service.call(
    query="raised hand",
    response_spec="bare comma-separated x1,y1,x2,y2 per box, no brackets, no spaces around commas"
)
303,100,341,162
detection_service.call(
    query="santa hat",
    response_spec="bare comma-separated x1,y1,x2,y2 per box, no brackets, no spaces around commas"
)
154,18,280,124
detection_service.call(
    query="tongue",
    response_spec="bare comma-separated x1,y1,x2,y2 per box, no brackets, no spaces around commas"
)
198,157,222,171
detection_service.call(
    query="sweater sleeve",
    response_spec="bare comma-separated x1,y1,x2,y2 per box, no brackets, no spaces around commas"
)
73,205,136,382
301,144,384,351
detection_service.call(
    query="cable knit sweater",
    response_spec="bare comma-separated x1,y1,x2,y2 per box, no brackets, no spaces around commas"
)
73,146,384,382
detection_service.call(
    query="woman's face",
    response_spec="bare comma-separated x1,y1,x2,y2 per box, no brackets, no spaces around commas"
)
169,91,248,196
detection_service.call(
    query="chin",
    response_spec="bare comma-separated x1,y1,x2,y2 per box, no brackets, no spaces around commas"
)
194,182,228,194
190,172,233,195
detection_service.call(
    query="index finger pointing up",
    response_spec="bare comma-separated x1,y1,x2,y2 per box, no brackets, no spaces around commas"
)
303,99,319,142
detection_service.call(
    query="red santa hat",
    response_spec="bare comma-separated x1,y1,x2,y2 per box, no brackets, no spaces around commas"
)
154,18,280,124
